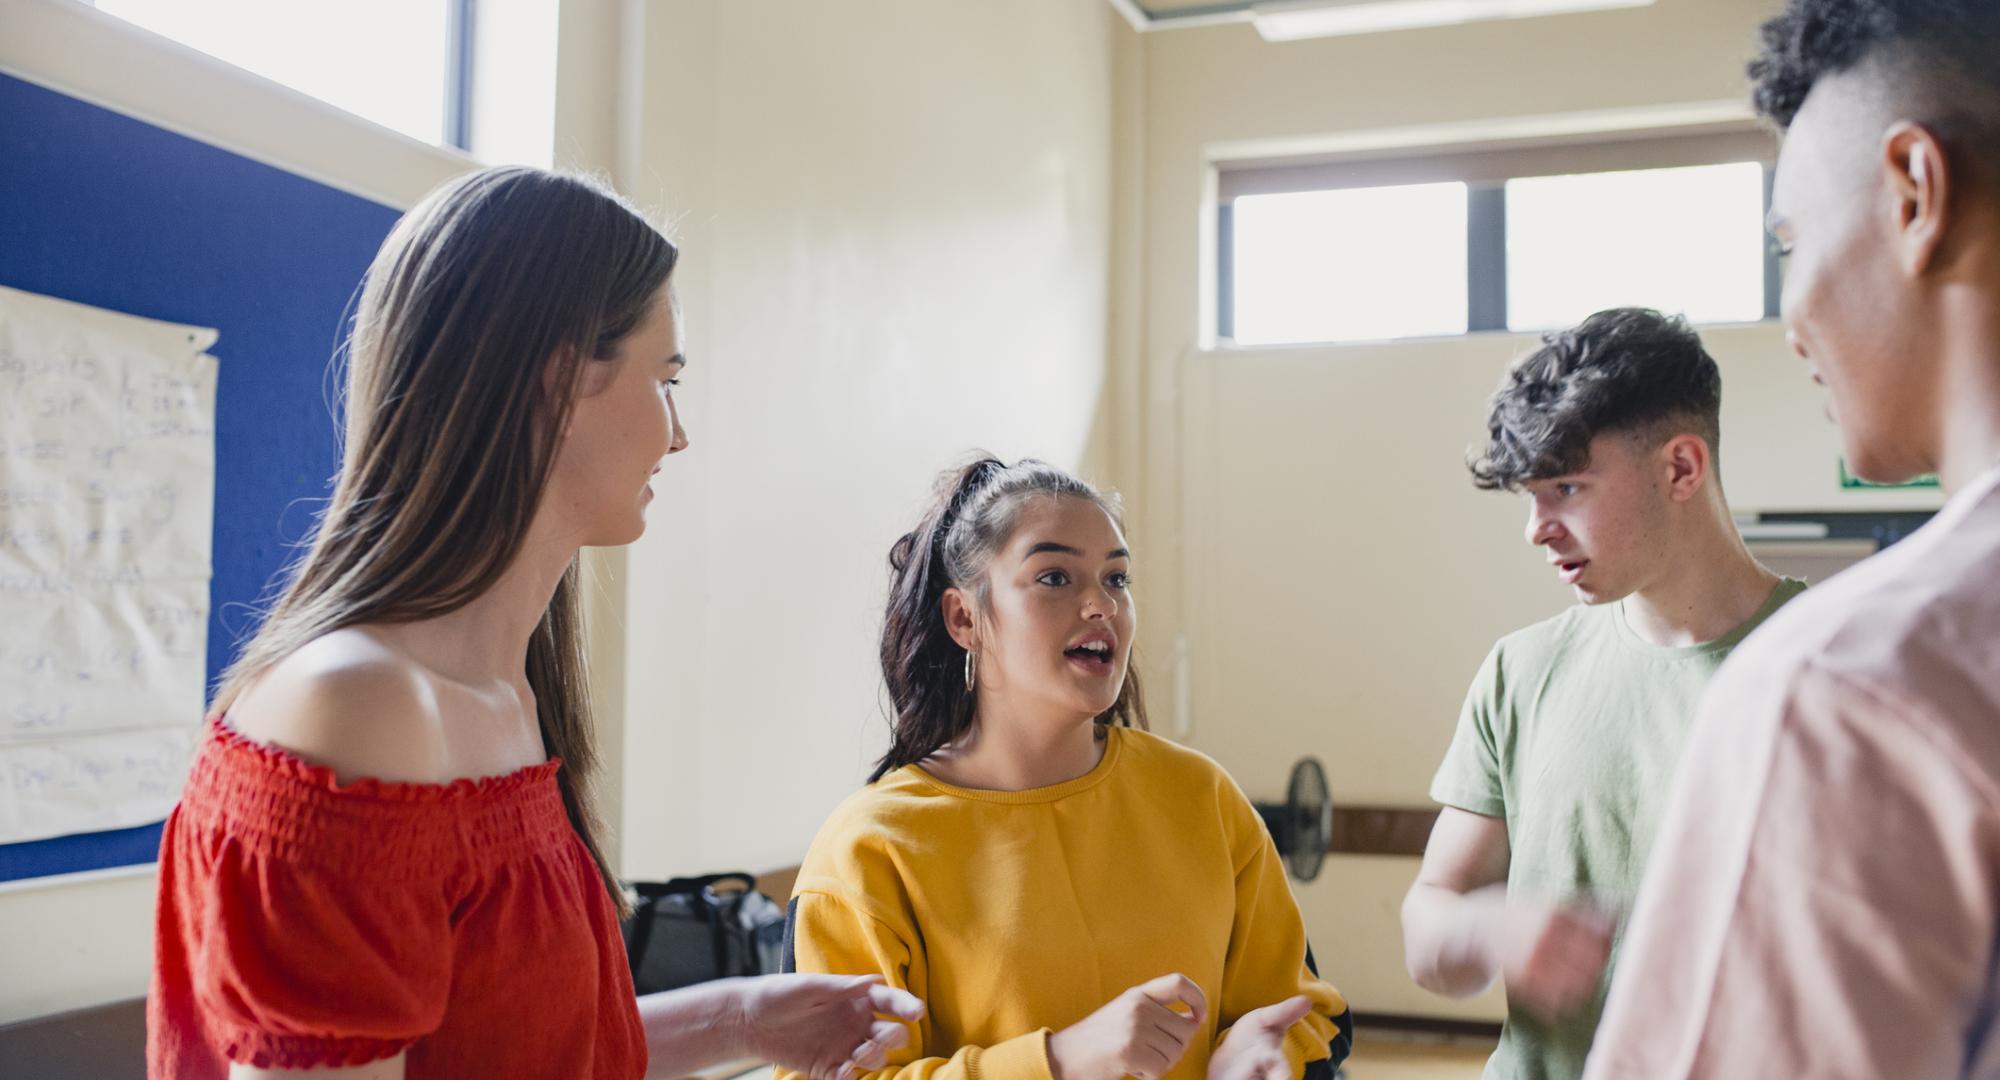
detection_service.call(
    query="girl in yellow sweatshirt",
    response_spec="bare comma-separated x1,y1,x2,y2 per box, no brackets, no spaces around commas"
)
782,458,1350,1080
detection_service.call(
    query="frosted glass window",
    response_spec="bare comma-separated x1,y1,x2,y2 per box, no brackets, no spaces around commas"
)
1506,162,1766,332
1230,183,1469,345
468,0,559,168
93,0,453,146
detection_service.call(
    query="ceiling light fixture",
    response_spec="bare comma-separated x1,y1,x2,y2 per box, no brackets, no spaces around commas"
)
1249,0,1655,41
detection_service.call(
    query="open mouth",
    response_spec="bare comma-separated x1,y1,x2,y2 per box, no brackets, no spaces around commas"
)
1554,559,1588,585
1063,637,1115,675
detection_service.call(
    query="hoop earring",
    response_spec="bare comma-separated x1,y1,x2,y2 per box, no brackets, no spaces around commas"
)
964,648,978,692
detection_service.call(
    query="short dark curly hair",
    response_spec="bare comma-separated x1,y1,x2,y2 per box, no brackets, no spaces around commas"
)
1749,0,2000,150
1469,309,1722,493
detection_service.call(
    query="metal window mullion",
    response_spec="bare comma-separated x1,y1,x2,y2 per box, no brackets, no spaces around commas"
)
1217,201,1236,342
445,0,476,152
1763,165,1783,321
1467,183,1508,333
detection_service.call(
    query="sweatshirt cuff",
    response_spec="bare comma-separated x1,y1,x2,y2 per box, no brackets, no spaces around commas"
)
967,1028,1054,1080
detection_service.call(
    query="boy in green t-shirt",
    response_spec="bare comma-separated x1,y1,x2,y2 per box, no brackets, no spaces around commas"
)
1401,308,1804,1080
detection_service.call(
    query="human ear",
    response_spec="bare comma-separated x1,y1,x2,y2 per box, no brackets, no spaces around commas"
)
1882,121,1951,276
1661,434,1709,502
940,587,979,652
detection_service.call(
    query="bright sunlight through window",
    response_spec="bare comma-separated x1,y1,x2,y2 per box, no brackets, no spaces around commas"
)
1231,182,1470,345
1505,161,1766,332
92,0,453,146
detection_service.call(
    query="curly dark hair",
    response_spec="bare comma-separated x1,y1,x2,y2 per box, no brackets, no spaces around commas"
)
1469,309,1723,492
1749,0,2000,139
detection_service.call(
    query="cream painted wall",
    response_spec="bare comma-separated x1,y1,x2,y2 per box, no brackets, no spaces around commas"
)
1129,0,1944,1020
613,0,1121,880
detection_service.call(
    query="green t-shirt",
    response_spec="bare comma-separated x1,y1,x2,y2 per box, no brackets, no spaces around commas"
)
1430,578,1807,1080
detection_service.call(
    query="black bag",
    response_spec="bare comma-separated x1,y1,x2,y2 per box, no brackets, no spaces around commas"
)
621,872,787,994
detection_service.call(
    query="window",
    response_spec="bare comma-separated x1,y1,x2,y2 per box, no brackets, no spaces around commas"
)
91,0,462,147
1505,162,1767,331
1230,183,1469,345
1218,129,1779,346
86,0,558,165
467,1,559,169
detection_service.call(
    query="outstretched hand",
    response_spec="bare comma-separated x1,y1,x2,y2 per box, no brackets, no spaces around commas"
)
738,973,927,1080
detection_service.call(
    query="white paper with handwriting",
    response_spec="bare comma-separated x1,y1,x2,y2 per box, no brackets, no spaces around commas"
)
0,284,217,845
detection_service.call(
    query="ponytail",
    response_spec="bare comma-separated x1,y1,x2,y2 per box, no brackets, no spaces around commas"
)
871,455,1145,783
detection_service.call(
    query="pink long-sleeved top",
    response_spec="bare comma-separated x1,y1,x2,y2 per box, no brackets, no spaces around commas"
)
1586,461,2000,1080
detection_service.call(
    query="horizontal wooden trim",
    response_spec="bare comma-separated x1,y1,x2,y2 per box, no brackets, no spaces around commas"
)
0,997,146,1078
748,809,1440,890
1329,805,1438,857
1350,1010,1503,1040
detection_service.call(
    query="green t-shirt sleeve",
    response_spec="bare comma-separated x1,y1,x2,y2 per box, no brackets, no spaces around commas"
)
1430,644,1507,818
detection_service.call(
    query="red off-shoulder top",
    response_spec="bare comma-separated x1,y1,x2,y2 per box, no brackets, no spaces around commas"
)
147,718,645,1077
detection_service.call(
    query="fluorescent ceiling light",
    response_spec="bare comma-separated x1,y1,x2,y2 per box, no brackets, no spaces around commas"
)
1252,0,1654,41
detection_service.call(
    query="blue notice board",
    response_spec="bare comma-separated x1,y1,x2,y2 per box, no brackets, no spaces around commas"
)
0,71,406,882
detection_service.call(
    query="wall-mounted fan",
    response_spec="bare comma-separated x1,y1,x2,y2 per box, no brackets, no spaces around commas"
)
1254,757,1332,882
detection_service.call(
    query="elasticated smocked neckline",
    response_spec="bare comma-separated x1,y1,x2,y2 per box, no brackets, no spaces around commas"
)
206,715,562,800
183,716,575,876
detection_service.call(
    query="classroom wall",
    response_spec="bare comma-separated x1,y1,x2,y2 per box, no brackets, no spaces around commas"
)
1125,0,1945,1019
611,0,1122,880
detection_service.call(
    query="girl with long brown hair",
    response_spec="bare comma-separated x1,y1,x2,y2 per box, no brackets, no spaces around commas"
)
146,167,920,1080
780,458,1351,1080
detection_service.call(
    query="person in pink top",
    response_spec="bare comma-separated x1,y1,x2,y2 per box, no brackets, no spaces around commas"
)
1582,1,2000,1077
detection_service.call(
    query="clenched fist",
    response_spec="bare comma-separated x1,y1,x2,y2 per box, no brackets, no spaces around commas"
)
1499,902,1614,1020
1050,974,1210,1080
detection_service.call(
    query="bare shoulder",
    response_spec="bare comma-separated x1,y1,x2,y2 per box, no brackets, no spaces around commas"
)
226,627,448,784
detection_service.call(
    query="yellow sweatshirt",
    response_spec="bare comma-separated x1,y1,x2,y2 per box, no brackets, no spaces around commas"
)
780,727,1351,1080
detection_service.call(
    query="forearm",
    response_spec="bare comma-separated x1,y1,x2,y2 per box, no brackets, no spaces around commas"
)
639,978,754,1080
1401,882,1506,997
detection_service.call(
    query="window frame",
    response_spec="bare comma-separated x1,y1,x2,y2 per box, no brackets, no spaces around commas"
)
1215,126,1782,346
445,0,475,152
84,0,478,154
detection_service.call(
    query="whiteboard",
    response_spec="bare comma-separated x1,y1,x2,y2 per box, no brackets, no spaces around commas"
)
0,284,218,845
